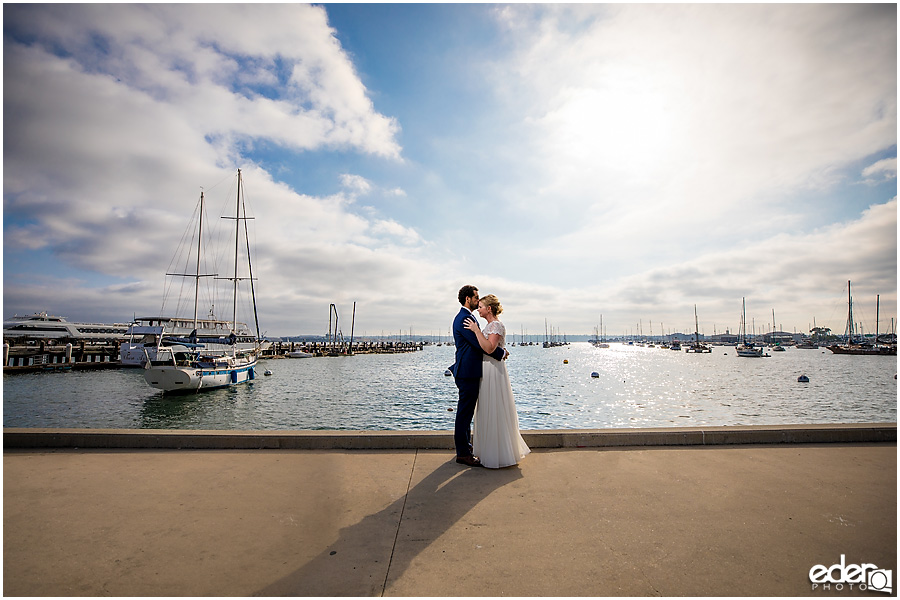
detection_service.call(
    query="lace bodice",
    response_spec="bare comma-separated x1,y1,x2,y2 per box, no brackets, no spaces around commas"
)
483,320,506,348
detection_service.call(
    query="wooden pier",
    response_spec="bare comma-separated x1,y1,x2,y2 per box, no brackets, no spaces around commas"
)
3,340,121,373
264,340,424,358
3,338,424,373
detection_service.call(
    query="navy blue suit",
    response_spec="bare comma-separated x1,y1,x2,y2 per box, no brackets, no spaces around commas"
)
450,307,506,457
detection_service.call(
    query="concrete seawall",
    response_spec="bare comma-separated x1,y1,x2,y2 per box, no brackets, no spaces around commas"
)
4,422,895,450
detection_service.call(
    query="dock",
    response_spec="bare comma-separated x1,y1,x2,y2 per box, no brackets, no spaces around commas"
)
2,339,426,373
3,340,121,373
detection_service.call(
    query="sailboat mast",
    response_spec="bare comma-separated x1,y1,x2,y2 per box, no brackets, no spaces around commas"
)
741,298,746,343
241,182,261,342
232,169,242,332
193,191,204,330
694,305,699,344
876,294,880,343
847,281,853,343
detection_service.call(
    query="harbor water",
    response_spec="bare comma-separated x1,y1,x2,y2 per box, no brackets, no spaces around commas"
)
3,343,896,431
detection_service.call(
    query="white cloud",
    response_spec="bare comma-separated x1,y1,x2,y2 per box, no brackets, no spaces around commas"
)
491,4,896,236
3,4,896,337
862,158,898,183
340,174,373,196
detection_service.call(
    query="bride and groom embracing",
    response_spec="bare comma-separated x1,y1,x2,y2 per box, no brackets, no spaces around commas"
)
449,285,531,469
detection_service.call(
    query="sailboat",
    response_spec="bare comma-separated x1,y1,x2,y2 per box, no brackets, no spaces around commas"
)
685,305,712,353
590,315,610,348
828,281,896,356
143,169,263,391
736,298,765,357
771,309,786,351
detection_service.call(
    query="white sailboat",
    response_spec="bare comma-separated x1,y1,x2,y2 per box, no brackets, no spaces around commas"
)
143,169,262,392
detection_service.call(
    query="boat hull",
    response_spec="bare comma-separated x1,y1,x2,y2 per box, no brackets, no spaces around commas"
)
736,345,764,357
144,356,258,392
827,345,897,356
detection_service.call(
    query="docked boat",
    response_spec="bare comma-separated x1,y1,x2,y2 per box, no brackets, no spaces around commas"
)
143,169,264,392
119,316,260,366
828,282,896,356
4,312,131,342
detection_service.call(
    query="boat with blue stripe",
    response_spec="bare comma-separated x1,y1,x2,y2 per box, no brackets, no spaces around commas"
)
143,169,264,393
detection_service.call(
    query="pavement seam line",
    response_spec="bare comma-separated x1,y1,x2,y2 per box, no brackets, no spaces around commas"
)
381,448,417,596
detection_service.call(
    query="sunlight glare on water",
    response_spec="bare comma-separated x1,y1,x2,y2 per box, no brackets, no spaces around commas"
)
3,343,896,430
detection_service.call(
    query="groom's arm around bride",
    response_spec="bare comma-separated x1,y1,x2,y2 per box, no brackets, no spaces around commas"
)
449,285,505,466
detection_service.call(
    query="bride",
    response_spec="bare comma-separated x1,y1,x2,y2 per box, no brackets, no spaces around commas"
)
463,294,531,468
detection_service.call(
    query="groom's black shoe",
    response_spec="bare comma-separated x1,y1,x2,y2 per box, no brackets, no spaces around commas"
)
456,455,483,467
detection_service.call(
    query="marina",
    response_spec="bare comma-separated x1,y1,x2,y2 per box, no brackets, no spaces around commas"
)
4,342,895,431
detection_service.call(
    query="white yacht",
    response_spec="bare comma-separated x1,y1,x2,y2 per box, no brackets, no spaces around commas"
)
4,312,131,342
119,316,262,367
141,169,265,392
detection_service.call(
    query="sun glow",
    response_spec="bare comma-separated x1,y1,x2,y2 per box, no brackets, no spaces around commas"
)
539,67,681,178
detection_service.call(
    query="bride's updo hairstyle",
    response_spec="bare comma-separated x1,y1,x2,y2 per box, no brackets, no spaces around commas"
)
480,294,503,316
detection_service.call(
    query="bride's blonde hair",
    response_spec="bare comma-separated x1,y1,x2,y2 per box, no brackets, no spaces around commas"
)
479,294,503,316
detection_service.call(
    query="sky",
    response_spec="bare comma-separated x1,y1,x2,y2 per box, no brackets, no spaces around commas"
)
3,3,897,339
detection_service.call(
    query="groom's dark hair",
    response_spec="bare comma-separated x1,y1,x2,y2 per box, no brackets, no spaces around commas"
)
458,285,478,305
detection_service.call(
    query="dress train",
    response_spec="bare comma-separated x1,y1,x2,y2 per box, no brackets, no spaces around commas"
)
473,354,530,468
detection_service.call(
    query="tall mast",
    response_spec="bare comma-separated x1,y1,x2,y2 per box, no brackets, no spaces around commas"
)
232,170,242,332
847,281,853,343
876,294,880,343
695,305,700,344
194,191,204,330
241,175,261,342
741,297,746,343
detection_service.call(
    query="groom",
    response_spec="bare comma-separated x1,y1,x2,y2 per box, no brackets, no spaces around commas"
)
449,285,507,467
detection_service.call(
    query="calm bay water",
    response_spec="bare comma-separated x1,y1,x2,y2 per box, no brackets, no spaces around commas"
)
3,343,896,431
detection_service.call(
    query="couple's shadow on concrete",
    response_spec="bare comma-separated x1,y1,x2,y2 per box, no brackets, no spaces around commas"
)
255,455,523,596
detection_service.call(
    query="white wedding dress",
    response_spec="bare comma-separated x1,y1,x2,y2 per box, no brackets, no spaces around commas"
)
473,320,531,468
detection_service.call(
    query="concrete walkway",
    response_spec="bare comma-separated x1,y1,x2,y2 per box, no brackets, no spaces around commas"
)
4,433,896,596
